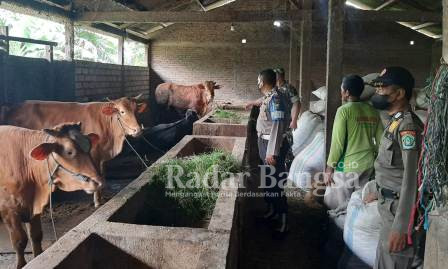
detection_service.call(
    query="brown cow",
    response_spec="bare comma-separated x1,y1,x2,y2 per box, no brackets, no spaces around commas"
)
0,123,103,269
2,96,147,207
155,81,220,117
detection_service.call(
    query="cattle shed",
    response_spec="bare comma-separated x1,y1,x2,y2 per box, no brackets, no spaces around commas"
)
0,0,448,269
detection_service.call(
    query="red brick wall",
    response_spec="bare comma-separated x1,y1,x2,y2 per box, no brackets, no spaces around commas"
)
75,60,149,101
150,20,433,103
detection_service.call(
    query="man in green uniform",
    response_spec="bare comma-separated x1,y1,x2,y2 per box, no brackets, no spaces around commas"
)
255,69,290,238
370,67,423,269
325,75,383,209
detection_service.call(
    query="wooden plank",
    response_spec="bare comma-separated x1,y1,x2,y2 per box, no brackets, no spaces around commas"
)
299,0,312,112
0,27,7,104
1,0,72,19
65,21,74,61
411,22,437,30
347,10,442,22
325,0,344,158
118,36,125,96
89,23,149,44
76,10,303,23
0,35,58,47
374,0,398,11
75,9,441,23
443,0,448,62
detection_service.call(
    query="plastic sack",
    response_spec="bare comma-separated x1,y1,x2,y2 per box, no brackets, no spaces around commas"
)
343,182,381,267
361,73,379,101
312,86,327,100
288,131,325,191
291,111,324,156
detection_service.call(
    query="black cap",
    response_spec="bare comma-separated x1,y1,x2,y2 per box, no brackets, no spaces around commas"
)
274,68,285,75
372,66,415,91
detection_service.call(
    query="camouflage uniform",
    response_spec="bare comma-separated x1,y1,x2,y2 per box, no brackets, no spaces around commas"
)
277,82,300,169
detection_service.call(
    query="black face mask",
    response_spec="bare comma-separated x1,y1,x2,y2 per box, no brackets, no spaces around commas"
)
371,94,392,110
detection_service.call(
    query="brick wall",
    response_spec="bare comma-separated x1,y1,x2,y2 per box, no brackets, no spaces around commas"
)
75,60,149,101
150,19,433,103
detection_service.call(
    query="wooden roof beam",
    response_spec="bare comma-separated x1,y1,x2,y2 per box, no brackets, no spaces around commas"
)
75,9,442,23
411,22,438,30
374,0,399,11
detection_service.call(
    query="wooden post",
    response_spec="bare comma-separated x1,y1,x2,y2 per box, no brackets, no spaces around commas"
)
118,36,125,97
325,0,345,158
45,45,54,62
299,0,312,111
443,0,448,62
0,26,7,104
65,21,74,61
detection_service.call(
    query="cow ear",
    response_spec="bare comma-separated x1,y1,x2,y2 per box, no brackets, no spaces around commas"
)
43,128,60,137
214,85,221,89
198,84,205,90
87,133,100,146
102,105,118,116
137,102,148,114
30,143,56,161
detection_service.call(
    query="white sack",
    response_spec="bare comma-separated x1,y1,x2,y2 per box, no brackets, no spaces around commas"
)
288,131,325,191
312,86,327,100
343,183,381,267
291,111,324,156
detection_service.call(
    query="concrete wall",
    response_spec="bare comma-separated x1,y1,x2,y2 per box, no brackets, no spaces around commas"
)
74,60,150,101
0,56,150,103
2,55,75,103
150,14,433,103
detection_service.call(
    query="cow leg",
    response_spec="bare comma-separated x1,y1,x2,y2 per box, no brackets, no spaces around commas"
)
4,213,28,268
26,215,43,257
93,162,105,208
94,191,102,208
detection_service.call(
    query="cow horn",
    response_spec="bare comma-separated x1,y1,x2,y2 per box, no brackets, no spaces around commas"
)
106,97,112,102
134,93,143,100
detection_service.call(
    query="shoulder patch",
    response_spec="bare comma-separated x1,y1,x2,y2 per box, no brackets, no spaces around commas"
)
269,94,285,121
400,130,417,150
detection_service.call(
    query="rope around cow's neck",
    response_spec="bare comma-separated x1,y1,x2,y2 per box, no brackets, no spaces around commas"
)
116,116,149,169
45,145,59,242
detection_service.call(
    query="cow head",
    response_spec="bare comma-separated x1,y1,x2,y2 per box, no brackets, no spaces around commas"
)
202,81,221,106
101,94,147,137
30,123,104,194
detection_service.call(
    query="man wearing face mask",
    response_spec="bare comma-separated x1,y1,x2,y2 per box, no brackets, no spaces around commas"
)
370,67,423,269
255,68,290,238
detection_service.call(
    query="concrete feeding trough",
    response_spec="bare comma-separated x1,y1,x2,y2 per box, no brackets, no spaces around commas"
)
193,107,249,137
24,135,246,269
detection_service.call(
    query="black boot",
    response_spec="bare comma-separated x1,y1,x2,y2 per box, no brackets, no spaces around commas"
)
272,213,289,240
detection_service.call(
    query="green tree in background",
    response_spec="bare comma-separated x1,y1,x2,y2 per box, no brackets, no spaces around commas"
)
74,27,118,64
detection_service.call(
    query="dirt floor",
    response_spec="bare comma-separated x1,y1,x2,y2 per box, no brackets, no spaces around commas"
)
239,176,329,269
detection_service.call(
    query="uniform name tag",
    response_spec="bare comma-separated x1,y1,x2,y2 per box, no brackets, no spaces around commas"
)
400,130,417,150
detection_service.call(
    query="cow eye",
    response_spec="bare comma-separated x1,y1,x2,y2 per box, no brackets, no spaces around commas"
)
67,151,73,156
120,111,125,114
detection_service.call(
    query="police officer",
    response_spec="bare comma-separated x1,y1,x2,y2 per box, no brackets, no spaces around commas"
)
274,68,301,130
370,67,424,269
255,69,290,238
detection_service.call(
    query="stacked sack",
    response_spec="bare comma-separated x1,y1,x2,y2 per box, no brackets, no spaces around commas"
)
343,181,381,268
288,111,325,191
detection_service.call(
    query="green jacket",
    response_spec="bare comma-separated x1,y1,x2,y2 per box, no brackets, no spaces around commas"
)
327,101,383,172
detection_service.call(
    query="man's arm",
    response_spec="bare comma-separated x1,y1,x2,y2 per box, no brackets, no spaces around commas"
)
290,101,301,129
375,115,385,152
392,127,419,233
245,97,263,110
389,124,419,253
326,108,347,169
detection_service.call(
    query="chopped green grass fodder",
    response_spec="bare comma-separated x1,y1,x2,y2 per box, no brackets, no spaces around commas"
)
142,150,242,227
213,109,243,122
